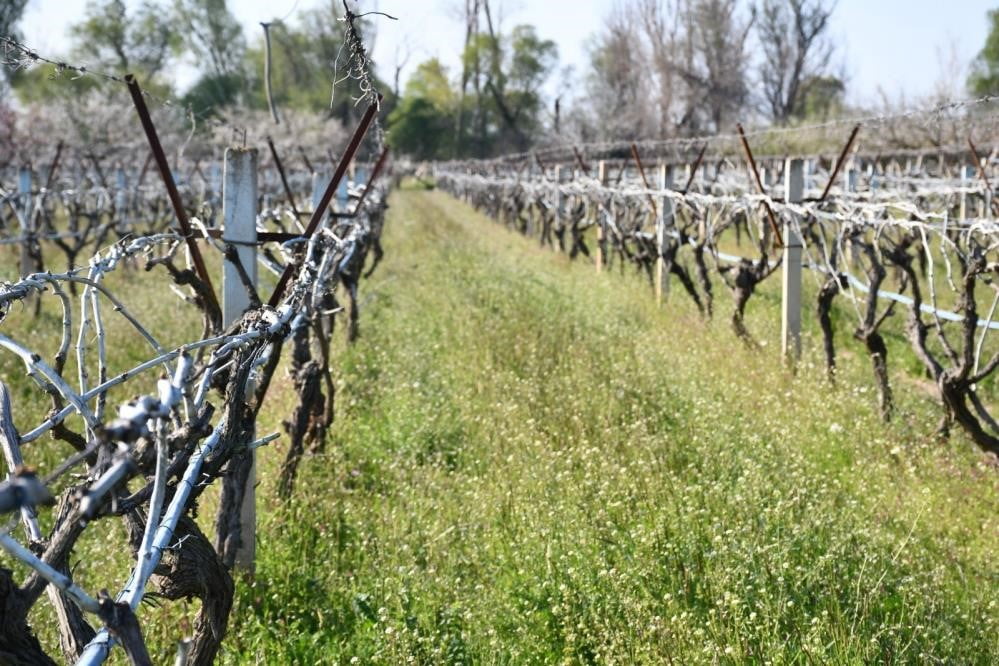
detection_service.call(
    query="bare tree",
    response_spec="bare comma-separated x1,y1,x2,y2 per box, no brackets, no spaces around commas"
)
584,4,655,141
636,0,684,137
675,0,756,133
173,0,246,78
757,0,836,124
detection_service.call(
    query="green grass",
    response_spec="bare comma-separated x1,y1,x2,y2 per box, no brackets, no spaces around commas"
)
3,189,998,663
224,189,996,663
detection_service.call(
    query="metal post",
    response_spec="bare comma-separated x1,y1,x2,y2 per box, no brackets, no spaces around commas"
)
782,158,804,363
222,147,259,572
596,160,607,273
655,164,674,306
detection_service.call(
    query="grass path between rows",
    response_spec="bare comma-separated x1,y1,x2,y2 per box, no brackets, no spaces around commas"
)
222,188,998,664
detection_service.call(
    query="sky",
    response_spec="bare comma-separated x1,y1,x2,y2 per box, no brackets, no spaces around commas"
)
15,0,997,107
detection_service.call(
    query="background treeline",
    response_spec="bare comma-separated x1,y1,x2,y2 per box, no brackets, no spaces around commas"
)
4,0,999,160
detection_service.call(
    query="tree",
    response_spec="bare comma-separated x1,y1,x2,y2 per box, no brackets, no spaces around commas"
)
457,19,557,155
387,60,456,159
1,1,30,88
70,0,180,81
174,0,245,78
241,1,391,125
676,0,755,133
792,74,844,121
757,0,836,124
968,9,999,96
173,0,246,114
581,0,753,139
584,5,655,142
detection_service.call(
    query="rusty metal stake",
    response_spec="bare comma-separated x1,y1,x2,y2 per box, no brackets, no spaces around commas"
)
136,150,154,188
736,124,784,249
44,141,64,191
268,98,381,307
298,146,315,175
817,124,861,202
630,143,658,219
533,152,547,176
682,144,707,195
968,137,999,216
87,151,108,188
267,136,303,221
125,73,220,316
572,146,590,176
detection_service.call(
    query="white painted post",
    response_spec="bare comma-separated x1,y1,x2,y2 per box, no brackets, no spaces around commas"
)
311,169,327,212
222,147,259,573
18,167,33,279
844,165,857,193
655,163,674,306
782,158,804,363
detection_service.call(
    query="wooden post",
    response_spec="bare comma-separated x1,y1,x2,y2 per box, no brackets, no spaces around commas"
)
18,167,32,279
654,164,674,306
782,158,804,363
222,147,259,573
596,160,608,272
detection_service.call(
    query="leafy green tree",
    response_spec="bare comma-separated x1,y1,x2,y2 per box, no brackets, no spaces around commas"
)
969,9,999,96
173,0,246,114
455,23,557,156
241,1,392,125
11,0,178,102
792,74,845,121
387,59,456,159
71,0,181,81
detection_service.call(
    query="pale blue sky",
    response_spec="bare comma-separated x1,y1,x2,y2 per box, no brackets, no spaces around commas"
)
17,0,997,105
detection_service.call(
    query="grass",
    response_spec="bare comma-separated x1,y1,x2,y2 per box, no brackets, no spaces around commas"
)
2,188,998,663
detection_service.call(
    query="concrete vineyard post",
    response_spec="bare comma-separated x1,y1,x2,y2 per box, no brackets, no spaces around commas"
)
222,147,259,572
18,167,33,280
782,158,804,363
311,169,328,212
